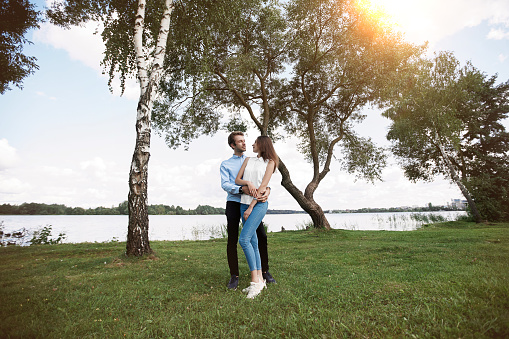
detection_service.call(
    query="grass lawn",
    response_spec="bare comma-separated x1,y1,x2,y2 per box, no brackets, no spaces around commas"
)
1,221,508,338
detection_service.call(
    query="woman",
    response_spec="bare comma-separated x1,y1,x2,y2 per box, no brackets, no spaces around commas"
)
235,136,279,299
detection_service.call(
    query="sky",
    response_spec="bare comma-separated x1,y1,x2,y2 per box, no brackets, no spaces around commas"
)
1,0,508,211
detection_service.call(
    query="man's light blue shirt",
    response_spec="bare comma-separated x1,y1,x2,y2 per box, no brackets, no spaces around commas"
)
220,154,246,203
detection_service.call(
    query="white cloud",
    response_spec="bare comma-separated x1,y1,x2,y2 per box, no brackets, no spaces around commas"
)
387,0,509,45
487,28,509,39
84,188,108,200
0,139,19,170
499,53,508,62
34,22,104,71
34,22,140,101
35,91,58,101
80,157,107,172
0,175,31,195
41,166,74,177
195,158,221,176
80,157,123,183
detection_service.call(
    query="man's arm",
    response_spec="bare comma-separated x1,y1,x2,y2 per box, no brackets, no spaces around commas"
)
235,158,257,196
220,163,241,194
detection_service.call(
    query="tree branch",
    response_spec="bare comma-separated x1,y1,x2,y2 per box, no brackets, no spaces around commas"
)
215,70,263,130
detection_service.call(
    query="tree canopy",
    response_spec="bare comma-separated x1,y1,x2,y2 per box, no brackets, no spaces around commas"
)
384,52,509,221
0,0,40,94
154,0,423,228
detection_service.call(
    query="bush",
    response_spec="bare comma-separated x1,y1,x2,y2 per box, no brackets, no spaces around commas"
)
30,225,66,245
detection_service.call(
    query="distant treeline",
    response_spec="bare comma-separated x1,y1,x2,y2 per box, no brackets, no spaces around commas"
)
266,209,306,214
331,205,461,214
0,202,225,215
0,202,462,216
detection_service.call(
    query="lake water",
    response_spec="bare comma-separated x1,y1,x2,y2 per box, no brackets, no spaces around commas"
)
0,211,466,245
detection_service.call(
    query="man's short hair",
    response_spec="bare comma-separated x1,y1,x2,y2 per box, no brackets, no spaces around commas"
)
228,131,244,149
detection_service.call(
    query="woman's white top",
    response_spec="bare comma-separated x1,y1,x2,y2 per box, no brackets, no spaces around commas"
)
241,157,271,205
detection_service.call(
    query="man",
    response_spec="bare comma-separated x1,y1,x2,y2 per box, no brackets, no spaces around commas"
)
220,131,276,289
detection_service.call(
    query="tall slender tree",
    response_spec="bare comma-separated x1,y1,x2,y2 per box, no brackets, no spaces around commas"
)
47,0,173,255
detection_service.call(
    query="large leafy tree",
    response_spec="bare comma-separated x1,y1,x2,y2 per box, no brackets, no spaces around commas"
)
451,64,509,221
154,0,421,229
47,0,174,256
384,52,509,222
0,0,40,94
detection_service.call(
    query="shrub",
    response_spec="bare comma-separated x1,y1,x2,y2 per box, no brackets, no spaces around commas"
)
30,225,66,245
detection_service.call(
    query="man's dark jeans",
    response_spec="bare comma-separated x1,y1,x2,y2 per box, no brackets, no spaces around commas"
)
225,200,269,276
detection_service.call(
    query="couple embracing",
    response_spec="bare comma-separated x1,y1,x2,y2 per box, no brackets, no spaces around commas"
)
220,132,278,299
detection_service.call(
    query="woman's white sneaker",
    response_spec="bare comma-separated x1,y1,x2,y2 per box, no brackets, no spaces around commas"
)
242,282,256,294
246,281,265,299
243,280,266,293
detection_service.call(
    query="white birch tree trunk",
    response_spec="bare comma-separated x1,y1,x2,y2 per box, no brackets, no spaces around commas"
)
126,0,173,256
435,132,482,223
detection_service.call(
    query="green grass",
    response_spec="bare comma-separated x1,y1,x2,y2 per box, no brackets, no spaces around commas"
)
1,221,508,338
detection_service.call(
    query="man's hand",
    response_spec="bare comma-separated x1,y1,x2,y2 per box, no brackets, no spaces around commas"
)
257,187,270,203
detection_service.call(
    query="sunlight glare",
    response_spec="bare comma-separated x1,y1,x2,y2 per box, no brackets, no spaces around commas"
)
357,0,428,42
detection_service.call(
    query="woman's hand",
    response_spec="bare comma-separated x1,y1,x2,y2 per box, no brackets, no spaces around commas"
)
243,207,252,221
246,182,257,197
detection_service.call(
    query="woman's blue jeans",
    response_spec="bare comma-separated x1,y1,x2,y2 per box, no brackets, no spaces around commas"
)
239,201,268,272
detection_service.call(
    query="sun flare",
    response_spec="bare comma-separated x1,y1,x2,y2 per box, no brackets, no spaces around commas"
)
356,0,424,40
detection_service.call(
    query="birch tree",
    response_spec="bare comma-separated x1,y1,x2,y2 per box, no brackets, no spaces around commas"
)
47,0,173,255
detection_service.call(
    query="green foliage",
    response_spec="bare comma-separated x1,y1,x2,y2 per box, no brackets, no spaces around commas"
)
0,223,508,337
155,0,423,229
29,225,66,245
280,0,419,169
384,52,509,221
410,212,447,224
0,0,40,93
194,204,224,215
156,0,421,172
154,0,284,148
0,202,70,215
469,173,509,221
339,134,387,183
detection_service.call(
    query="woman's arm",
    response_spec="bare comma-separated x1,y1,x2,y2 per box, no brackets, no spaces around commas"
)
243,198,258,220
256,160,276,199
235,158,257,196
242,159,275,220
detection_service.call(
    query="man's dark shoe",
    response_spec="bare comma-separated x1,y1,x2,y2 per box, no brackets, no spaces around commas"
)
227,275,239,289
263,271,276,284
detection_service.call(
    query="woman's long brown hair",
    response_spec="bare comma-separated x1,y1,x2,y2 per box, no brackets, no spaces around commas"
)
256,136,279,172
